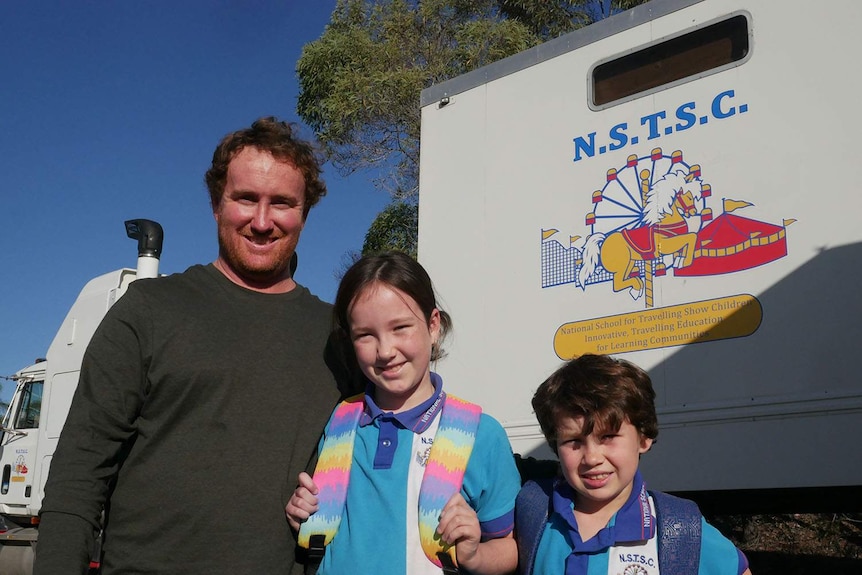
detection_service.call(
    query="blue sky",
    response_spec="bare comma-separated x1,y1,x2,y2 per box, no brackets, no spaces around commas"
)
0,1,390,402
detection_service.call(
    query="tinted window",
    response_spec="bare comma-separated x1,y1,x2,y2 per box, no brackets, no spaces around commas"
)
14,381,43,429
593,14,749,107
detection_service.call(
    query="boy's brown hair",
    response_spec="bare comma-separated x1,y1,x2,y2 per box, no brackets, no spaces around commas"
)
532,354,658,454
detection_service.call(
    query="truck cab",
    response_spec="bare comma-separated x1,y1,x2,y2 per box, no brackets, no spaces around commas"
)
1,362,46,520
0,219,162,575
0,268,138,528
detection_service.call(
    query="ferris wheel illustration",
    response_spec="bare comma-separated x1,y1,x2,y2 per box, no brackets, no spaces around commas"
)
578,148,711,307
585,148,709,236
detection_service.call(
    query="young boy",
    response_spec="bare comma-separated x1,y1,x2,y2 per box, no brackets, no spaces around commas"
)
519,354,751,575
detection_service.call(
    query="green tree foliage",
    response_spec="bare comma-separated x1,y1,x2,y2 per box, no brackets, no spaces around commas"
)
497,0,591,39
498,1,647,38
334,200,418,280
362,200,419,257
300,0,650,257
297,0,538,200
595,0,650,19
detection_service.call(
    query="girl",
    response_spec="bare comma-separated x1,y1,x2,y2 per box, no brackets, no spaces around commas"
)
287,251,520,575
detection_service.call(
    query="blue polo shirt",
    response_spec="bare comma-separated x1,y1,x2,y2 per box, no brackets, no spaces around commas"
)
317,373,520,575
532,472,749,575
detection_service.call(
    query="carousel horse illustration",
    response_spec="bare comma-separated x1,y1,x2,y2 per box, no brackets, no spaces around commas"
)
578,168,703,300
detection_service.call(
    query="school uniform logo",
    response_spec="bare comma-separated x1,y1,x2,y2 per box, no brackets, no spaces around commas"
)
416,444,432,467
621,564,650,575
609,541,658,575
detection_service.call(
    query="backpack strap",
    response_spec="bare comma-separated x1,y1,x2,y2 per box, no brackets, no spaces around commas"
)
297,393,365,555
298,393,482,573
514,478,554,575
650,490,702,575
418,394,483,570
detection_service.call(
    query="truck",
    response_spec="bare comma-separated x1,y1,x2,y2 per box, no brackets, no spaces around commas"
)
418,0,862,512
0,220,163,574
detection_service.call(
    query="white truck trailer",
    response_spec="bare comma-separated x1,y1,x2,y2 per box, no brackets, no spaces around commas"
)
0,220,163,574
419,0,862,510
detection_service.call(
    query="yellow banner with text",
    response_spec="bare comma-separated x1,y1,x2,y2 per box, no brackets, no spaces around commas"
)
554,294,762,358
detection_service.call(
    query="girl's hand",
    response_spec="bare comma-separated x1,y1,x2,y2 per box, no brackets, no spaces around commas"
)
436,493,518,574
436,493,482,568
285,472,319,531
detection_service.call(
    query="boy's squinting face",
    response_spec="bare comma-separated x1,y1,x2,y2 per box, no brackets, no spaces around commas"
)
555,415,652,515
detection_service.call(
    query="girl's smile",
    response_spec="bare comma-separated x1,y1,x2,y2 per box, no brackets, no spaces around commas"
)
348,282,440,413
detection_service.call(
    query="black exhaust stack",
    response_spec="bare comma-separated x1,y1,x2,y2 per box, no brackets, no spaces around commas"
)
125,219,164,279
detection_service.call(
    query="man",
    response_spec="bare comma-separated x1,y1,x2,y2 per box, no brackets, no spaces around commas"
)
34,117,351,574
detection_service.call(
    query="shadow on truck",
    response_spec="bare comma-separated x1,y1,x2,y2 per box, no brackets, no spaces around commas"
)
519,241,862,517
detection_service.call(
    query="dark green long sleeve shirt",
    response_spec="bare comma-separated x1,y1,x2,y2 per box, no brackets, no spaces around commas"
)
35,265,350,574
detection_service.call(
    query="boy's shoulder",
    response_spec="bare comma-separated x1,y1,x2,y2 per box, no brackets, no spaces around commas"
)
649,490,703,525
515,480,704,575
515,478,556,575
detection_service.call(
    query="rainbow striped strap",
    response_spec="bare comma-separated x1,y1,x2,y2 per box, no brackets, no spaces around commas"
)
297,393,365,549
296,393,482,570
418,394,482,568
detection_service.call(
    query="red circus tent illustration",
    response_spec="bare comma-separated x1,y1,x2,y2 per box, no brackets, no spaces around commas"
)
674,211,789,277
